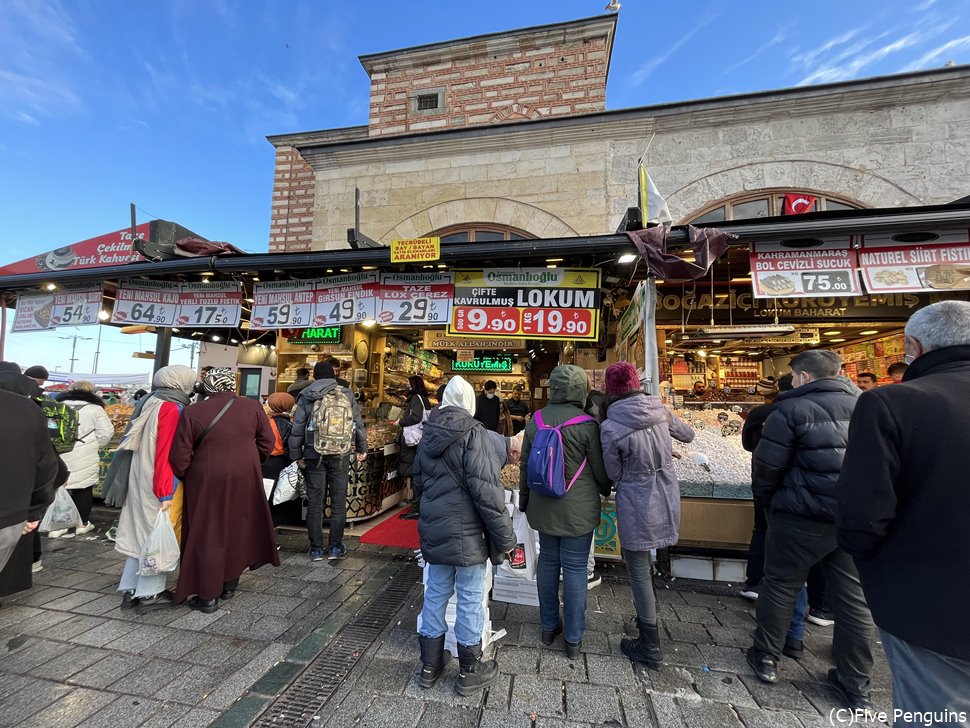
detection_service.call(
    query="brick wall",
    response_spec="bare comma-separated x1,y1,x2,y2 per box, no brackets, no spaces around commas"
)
269,146,315,253
367,37,610,136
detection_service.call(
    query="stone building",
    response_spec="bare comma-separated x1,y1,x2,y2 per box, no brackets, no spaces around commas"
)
267,14,970,253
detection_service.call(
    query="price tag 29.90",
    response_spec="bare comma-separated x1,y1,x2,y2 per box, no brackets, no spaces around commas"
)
378,272,453,325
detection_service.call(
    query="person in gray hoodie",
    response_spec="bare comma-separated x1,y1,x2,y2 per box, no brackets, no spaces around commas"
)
288,362,367,562
599,362,695,668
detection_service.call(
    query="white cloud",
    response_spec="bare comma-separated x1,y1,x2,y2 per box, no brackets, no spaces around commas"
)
900,34,970,71
913,0,938,10
798,31,928,85
724,26,790,74
629,13,719,87
791,28,864,69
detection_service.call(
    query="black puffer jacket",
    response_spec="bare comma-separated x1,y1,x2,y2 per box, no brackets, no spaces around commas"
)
752,377,859,522
414,407,515,567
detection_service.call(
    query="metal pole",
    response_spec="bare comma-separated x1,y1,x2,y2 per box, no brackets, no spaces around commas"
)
153,327,172,375
69,333,78,373
0,295,7,361
643,277,660,395
92,324,103,373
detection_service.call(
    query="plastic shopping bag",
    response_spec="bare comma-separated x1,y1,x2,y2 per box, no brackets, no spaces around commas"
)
138,510,181,576
39,486,83,533
498,510,538,581
270,461,304,505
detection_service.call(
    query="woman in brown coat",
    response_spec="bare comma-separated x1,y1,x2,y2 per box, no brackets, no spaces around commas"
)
169,368,280,612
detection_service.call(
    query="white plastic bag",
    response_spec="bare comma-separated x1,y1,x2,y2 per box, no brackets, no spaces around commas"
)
39,486,83,532
268,461,304,505
138,510,180,576
498,510,538,581
402,401,430,446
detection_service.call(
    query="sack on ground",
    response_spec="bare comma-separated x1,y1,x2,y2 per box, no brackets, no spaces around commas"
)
138,510,180,576
35,398,80,454
312,389,354,455
526,411,594,498
267,461,304,505
498,510,538,581
39,486,83,532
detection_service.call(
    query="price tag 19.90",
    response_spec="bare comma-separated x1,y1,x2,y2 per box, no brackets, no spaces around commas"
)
251,281,315,329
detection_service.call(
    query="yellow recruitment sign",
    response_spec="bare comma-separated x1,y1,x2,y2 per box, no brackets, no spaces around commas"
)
390,237,440,264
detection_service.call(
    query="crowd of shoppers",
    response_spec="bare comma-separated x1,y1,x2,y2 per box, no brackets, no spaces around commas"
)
2,300,966,716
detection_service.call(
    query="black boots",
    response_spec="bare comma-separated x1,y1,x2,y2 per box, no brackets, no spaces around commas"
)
401,503,420,520
456,641,499,696
620,618,663,670
417,635,450,689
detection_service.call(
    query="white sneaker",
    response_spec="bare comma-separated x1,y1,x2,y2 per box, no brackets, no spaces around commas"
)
32,560,43,573
587,572,602,590
47,529,68,538
75,523,96,536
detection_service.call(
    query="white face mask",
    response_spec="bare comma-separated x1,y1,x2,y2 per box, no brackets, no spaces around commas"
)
485,392,495,399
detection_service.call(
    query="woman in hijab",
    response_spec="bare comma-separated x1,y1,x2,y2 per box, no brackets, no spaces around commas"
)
263,392,299,526
114,364,197,612
599,362,695,669
170,368,279,613
413,376,515,696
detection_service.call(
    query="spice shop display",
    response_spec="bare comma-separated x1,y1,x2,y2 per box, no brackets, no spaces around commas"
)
672,407,753,500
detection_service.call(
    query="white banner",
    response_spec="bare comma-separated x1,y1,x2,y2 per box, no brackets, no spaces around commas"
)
377,272,453,326
250,280,315,329
112,281,181,326
311,272,379,326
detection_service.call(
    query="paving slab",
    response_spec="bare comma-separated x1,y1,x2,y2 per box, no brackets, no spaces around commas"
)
564,682,622,723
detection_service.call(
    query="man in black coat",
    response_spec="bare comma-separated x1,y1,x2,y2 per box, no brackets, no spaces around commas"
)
838,301,970,723
0,390,60,595
746,350,875,711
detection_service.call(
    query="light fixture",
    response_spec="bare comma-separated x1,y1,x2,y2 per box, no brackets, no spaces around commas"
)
823,331,842,336
829,338,846,343
546,258,564,263
97,310,110,321
730,277,752,283
172,327,180,333
200,271,214,277
546,264,557,268
733,350,746,354
859,329,879,335
326,269,334,273
339,268,349,273
46,283,56,291
211,335,221,342
697,350,707,358
245,298,254,303
437,264,447,269
251,277,260,282
617,253,638,264
361,319,377,328
230,338,239,344
422,265,433,269
361,266,377,271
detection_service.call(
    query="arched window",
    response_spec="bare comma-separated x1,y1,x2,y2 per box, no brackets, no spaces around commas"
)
685,189,865,224
427,223,535,243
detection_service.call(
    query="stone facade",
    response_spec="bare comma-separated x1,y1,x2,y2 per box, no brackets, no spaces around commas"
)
360,16,614,137
267,18,970,252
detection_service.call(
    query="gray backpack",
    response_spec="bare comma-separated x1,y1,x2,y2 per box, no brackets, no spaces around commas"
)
311,388,355,455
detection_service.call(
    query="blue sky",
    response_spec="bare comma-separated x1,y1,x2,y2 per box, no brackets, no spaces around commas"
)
2,0,968,376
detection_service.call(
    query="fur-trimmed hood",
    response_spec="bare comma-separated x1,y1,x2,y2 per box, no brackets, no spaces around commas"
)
56,390,106,408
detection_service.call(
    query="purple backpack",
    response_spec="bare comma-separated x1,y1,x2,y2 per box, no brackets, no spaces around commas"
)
526,411,595,498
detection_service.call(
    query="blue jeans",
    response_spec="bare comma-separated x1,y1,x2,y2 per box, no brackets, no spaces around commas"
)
537,531,594,644
420,562,487,646
788,586,809,641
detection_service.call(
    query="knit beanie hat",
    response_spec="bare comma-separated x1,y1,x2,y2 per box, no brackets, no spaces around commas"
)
756,377,776,395
24,365,49,380
605,362,641,397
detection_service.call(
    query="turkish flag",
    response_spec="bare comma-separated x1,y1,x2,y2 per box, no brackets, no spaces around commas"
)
783,193,817,215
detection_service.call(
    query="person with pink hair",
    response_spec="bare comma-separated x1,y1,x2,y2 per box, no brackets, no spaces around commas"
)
599,362,695,669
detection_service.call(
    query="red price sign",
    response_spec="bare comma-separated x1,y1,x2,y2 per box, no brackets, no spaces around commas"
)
521,308,594,337
451,307,521,334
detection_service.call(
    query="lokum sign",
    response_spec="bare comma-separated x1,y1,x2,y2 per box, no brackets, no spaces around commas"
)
751,239,862,298
860,231,970,293
448,268,601,341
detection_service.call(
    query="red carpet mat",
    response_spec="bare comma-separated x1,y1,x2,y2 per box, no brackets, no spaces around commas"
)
358,509,420,550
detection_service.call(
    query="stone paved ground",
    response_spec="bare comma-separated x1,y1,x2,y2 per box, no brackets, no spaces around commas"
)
0,509,895,727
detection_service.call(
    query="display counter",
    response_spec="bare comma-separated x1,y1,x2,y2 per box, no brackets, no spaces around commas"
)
320,443,407,524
